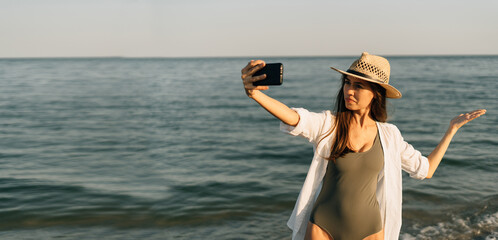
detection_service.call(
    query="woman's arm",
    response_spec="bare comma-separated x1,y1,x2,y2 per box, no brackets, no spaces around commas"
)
426,109,486,178
241,60,300,126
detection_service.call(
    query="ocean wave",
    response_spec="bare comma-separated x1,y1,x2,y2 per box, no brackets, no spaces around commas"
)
401,211,498,240
401,195,498,240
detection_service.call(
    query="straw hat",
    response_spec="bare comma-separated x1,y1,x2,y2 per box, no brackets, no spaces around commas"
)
330,52,402,98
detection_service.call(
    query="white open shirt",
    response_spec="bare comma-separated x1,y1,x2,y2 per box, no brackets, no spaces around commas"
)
280,108,429,240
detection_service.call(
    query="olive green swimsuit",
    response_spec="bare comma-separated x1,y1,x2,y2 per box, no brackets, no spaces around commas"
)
310,132,383,240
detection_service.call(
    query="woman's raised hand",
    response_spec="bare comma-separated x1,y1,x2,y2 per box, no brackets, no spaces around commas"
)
426,108,487,178
241,60,270,97
449,109,487,131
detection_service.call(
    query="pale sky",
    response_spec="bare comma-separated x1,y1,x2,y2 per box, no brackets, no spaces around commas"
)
1,0,497,58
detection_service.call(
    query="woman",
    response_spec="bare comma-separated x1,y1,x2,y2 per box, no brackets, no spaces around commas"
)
240,52,486,240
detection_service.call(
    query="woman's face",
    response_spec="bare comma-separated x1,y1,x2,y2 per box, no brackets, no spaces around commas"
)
343,76,375,112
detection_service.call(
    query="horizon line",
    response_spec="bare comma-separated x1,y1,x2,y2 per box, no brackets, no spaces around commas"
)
1,53,498,60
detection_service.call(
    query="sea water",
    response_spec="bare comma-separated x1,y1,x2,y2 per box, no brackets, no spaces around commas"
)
0,56,496,239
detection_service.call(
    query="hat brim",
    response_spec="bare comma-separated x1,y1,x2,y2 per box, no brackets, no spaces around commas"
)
330,67,402,99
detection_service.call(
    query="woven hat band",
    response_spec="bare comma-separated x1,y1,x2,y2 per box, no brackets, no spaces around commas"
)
350,59,389,83
345,69,386,84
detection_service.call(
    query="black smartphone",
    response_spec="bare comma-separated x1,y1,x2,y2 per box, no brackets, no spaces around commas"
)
252,63,283,86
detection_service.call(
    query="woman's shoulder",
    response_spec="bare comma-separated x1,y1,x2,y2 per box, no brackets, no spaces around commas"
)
377,122,403,138
322,109,334,118
377,121,397,128
315,109,336,125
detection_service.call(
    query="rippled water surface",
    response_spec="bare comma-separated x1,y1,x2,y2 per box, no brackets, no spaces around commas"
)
0,56,497,239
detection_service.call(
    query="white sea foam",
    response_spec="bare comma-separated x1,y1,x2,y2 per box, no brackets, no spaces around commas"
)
401,211,498,240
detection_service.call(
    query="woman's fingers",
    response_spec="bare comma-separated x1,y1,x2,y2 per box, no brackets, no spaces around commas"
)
247,61,266,76
241,60,263,74
471,109,486,116
241,60,266,78
450,109,486,130
244,76,269,89
241,60,254,74
243,73,267,88
242,64,265,81
250,73,267,82
241,60,268,94
464,109,486,121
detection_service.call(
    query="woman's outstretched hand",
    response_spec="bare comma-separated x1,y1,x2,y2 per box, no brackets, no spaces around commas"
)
239,60,300,126
449,109,487,132
427,109,486,178
241,60,270,98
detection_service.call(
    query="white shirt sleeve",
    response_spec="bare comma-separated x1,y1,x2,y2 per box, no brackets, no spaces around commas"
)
279,108,330,144
397,130,430,180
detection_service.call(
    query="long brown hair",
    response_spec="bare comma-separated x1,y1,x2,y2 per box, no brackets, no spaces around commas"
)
318,75,387,162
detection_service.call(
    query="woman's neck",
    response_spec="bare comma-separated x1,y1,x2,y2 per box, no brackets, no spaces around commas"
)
351,109,375,128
